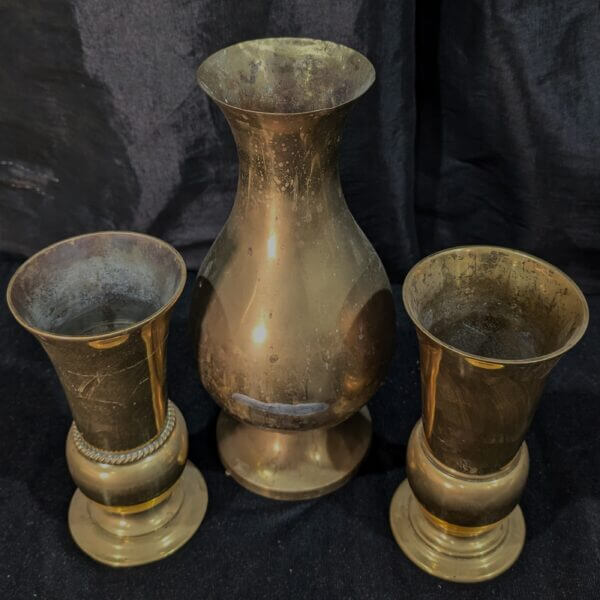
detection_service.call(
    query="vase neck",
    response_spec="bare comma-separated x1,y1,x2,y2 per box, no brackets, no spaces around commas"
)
220,105,352,211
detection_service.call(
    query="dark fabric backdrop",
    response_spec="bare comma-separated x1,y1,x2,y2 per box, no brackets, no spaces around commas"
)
1,1,599,599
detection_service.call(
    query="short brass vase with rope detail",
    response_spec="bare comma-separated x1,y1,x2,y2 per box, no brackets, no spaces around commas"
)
7,231,208,566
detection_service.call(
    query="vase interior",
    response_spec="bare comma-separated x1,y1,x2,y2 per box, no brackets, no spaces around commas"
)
403,247,588,361
196,37,375,114
8,233,185,337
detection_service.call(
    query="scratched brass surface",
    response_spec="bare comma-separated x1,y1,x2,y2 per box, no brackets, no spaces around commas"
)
7,231,207,565
191,39,395,498
391,246,588,582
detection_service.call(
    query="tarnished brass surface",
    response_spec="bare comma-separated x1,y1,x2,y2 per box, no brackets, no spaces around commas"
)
7,231,207,565
6,232,185,450
406,420,529,527
69,462,208,567
217,407,372,500
66,402,187,506
391,246,588,582
192,38,395,499
390,480,525,583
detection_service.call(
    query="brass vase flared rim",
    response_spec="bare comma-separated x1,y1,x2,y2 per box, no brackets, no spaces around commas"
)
402,245,589,366
6,230,187,344
196,37,376,117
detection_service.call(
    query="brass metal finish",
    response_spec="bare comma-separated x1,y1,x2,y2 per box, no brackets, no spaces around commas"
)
71,401,177,466
217,407,372,500
405,420,529,527
192,38,395,499
65,401,188,507
69,462,208,567
7,231,207,566
391,246,588,582
390,480,525,583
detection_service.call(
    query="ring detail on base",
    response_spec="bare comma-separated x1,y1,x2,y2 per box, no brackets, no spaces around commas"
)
68,461,208,567
216,407,372,500
390,480,525,583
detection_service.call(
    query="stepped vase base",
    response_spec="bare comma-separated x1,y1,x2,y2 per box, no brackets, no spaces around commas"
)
390,480,525,583
68,462,208,567
216,408,372,500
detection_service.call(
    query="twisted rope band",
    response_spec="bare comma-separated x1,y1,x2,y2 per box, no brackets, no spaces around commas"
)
72,401,177,465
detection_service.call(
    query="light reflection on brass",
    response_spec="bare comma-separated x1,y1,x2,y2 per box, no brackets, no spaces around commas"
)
422,343,442,439
419,504,500,538
88,333,130,350
141,319,168,432
191,38,396,499
390,246,588,582
6,231,208,566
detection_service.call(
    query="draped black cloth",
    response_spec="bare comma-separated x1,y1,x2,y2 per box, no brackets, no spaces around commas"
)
1,1,598,598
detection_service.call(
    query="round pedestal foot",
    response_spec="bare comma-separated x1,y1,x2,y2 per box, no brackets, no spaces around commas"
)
68,461,208,567
389,480,525,583
217,408,372,500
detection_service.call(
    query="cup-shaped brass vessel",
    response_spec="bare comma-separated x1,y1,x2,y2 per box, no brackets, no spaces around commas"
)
191,38,395,499
390,246,588,582
7,232,208,566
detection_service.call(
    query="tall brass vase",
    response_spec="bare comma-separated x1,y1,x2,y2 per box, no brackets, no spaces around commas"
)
390,246,588,582
7,232,208,566
191,38,395,499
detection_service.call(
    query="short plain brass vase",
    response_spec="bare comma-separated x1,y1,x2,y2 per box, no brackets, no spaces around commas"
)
390,246,588,582
191,38,395,499
7,232,208,566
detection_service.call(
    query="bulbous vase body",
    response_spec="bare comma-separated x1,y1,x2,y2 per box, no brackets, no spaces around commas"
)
191,39,395,498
